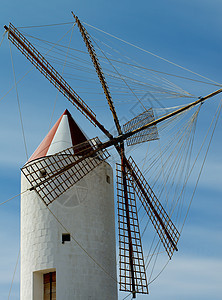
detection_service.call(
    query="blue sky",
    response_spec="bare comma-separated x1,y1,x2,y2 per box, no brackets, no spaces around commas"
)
0,0,222,299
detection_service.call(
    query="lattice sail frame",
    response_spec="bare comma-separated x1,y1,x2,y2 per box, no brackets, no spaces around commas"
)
22,137,110,206
116,163,148,294
123,109,159,146
6,23,97,126
126,156,180,258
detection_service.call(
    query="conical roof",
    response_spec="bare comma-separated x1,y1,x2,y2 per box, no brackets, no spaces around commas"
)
28,109,90,162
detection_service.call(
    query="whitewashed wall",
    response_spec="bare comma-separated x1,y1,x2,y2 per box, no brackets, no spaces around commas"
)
20,161,117,300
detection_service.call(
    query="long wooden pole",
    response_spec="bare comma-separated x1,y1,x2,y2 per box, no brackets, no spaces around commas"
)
119,88,222,142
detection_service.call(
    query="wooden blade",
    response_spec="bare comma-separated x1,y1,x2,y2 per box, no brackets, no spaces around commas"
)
125,156,180,259
123,109,159,146
116,163,148,295
22,138,110,206
5,23,98,126
72,13,122,136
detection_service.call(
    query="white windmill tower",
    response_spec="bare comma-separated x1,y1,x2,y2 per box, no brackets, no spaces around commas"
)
20,109,117,300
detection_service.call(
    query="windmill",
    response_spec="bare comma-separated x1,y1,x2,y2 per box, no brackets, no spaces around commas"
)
4,13,222,299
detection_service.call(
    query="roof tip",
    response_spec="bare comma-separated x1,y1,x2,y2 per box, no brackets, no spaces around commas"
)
27,109,90,163
63,109,69,115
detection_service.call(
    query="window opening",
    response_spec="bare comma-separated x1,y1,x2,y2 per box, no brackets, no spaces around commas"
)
62,233,71,244
106,175,110,184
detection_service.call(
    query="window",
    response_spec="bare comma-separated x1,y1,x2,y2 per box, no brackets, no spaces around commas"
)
62,233,71,244
106,175,110,184
43,272,56,300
